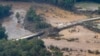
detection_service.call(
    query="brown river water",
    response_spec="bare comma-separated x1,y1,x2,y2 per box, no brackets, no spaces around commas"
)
2,9,33,40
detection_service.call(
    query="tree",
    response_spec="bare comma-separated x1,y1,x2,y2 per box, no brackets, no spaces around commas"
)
53,51,63,56
98,7,100,14
0,5,11,19
35,22,51,29
16,12,20,19
16,12,21,23
26,7,51,30
0,25,7,40
0,38,52,56
26,7,41,22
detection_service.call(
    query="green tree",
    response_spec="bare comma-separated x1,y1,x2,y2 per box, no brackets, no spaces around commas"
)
98,7,100,14
35,22,51,29
0,5,11,19
0,25,7,40
26,7,41,22
53,51,63,56
26,7,51,30
16,12,20,19
0,38,52,56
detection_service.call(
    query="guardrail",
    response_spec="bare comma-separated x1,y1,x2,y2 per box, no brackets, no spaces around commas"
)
15,31,45,40
57,17,100,30
15,17,100,40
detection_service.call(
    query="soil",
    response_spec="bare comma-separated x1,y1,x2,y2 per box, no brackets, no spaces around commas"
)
0,1,100,56
33,3,87,27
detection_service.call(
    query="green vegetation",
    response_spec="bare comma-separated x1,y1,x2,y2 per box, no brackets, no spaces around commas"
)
26,7,51,29
0,38,51,56
76,0,100,3
0,38,65,56
88,50,100,55
0,25,7,40
35,22,51,29
16,12,20,19
2,0,100,10
2,0,75,10
34,0,75,10
0,5,11,19
98,7,100,14
53,51,63,56
49,45,60,51
26,8,41,22
48,45,63,56
66,38,79,42
16,12,21,23
1,0,100,10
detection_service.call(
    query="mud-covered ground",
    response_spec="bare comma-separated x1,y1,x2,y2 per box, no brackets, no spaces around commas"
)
75,2,100,11
0,1,100,56
2,9,33,40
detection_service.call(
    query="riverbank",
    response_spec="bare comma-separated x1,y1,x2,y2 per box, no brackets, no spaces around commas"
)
0,1,100,56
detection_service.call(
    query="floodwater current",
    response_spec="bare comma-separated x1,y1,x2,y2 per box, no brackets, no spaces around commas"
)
2,9,33,40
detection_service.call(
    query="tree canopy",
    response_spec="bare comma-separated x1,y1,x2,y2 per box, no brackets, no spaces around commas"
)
0,25,7,40
26,7,51,30
26,7,41,22
0,5,11,19
1,0,100,10
0,38,51,56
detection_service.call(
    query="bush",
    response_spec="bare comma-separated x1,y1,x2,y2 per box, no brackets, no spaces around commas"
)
88,50,94,54
0,5,11,19
66,38,79,42
95,50,100,55
16,12,20,19
26,7,51,30
53,51,63,56
49,45,60,51
98,7,100,14
35,22,51,29
0,25,7,40
0,38,51,56
26,7,41,22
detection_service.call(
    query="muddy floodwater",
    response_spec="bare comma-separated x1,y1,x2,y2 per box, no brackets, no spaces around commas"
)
2,9,33,40
75,2,100,11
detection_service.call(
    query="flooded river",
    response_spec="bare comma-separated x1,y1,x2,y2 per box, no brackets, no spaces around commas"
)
2,9,33,40
1,1,100,40
75,2,100,11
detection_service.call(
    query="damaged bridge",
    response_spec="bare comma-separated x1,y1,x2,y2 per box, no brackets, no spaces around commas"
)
57,17,100,30
16,17,100,40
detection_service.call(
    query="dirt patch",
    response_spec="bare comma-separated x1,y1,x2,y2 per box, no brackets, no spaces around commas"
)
33,3,87,27
59,26,100,40
1,2,100,56
0,1,32,10
43,26,100,56
42,38,100,56
0,1,87,29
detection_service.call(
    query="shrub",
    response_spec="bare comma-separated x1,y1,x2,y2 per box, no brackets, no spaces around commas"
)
35,22,51,29
95,50,100,55
0,5,11,19
26,7,41,22
98,7,100,14
53,51,63,56
0,25,7,40
88,50,94,54
16,12,20,19
26,7,51,30
0,38,52,56
49,45,60,51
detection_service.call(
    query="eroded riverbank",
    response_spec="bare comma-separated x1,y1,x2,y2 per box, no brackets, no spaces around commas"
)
0,1,100,56
2,9,33,40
